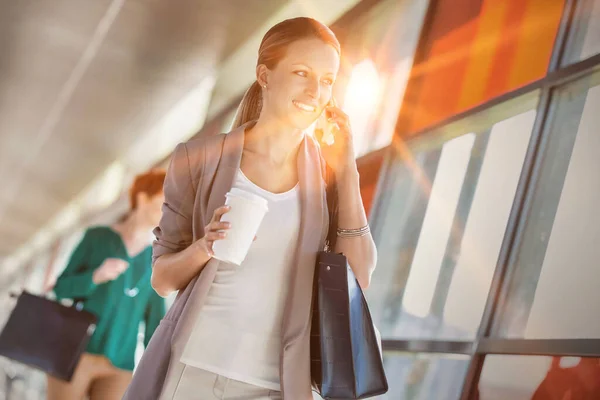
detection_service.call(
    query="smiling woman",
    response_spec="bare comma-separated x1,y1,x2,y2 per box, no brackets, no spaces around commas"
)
125,17,378,400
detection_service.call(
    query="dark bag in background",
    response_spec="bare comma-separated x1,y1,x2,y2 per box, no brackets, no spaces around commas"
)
0,291,97,381
311,166,388,399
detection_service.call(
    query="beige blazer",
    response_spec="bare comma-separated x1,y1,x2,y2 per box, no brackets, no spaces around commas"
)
124,122,329,400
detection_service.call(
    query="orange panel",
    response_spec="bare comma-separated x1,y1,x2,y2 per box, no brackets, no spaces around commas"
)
399,0,565,136
409,18,480,133
508,0,565,87
483,0,529,99
457,0,510,110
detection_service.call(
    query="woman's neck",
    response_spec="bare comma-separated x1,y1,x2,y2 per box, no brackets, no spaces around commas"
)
244,116,304,166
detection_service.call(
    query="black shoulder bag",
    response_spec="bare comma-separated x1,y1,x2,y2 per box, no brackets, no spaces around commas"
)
310,166,388,399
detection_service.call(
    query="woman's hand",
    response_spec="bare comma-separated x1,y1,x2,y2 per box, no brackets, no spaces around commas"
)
195,205,231,257
152,204,235,297
316,99,357,177
92,258,129,284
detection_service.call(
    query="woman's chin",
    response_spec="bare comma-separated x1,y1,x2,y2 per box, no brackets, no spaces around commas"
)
288,114,318,131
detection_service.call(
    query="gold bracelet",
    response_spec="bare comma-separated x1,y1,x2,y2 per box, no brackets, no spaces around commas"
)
337,225,370,238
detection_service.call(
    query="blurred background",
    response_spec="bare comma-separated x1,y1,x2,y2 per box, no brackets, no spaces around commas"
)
0,0,599,398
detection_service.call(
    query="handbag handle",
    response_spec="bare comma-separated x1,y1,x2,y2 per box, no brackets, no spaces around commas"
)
324,164,339,252
9,291,86,310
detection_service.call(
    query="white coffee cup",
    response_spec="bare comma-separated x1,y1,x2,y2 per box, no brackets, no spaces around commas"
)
212,187,269,265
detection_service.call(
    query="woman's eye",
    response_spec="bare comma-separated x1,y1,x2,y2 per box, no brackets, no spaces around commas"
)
294,70,308,77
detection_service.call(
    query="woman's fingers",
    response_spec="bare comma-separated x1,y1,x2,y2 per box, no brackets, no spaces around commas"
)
201,205,232,257
205,230,227,241
212,205,231,222
209,221,231,231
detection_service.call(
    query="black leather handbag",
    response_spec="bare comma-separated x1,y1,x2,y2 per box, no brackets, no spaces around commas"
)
311,168,388,399
0,291,97,381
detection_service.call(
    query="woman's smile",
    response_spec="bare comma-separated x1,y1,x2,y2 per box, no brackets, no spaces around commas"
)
292,100,317,113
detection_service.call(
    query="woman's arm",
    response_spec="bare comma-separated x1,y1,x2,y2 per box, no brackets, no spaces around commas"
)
151,241,211,297
317,102,377,289
150,142,231,297
150,142,202,297
53,230,98,299
334,167,377,289
151,205,230,297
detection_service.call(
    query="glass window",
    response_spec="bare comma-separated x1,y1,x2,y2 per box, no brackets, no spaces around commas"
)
478,355,600,400
493,71,600,339
562,0,600,65
381,352,470,400
368,95,538,340
396,0,564,135
336,0,430,156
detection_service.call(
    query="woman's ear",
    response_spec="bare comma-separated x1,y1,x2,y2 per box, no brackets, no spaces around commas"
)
256,64,269,88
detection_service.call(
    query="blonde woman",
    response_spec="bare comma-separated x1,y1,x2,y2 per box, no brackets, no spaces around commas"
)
126,17,377,400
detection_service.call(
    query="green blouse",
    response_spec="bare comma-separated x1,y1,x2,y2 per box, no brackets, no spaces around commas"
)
53,226,165,371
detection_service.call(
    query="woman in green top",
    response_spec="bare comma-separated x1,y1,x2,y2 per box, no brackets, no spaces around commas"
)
48,169,167,400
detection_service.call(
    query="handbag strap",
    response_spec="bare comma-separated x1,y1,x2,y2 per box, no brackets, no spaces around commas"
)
324,164,339,252
9,291,85,310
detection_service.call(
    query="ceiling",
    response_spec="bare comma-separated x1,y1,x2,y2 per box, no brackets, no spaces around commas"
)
0,0,289,258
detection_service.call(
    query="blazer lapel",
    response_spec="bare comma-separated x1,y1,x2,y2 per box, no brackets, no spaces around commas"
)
281,135,327,347
206,123,247,220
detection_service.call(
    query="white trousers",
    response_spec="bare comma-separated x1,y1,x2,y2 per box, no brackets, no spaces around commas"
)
160,363,283,400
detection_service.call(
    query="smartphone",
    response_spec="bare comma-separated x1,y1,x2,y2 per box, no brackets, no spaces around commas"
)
315,97,337,145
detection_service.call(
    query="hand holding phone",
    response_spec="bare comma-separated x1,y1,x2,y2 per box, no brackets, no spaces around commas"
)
315,97,338,146
315,96,355,174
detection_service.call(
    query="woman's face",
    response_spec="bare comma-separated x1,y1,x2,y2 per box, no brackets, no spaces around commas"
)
261,38,340,130
137,191,164,226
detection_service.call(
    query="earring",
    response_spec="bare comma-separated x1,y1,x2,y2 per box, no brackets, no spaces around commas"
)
262,84,267,89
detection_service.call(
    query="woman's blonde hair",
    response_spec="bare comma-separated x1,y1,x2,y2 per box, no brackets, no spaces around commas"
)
231,17,340,129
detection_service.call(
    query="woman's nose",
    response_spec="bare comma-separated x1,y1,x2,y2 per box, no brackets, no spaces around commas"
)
305,78,320,99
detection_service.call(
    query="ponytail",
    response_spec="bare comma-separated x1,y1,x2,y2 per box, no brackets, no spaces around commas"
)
232,81,262,129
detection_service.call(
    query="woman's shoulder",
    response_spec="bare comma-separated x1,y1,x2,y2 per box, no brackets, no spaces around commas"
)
70,225,114,249
174,134,227,173
184,133,227,153
82,225,117,241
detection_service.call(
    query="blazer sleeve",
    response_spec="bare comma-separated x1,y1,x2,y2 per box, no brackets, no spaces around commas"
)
152,142,201,264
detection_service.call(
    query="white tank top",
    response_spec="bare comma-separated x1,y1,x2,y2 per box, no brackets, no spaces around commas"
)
180,169,301,391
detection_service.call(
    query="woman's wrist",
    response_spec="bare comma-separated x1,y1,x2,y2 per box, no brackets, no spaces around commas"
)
189,240,212,268
335,163,359,186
